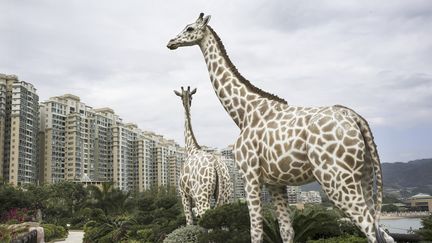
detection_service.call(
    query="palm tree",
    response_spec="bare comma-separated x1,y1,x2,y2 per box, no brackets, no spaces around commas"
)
84,215,136,243
263,206,342,243
263,212,283,243
87,182,132,216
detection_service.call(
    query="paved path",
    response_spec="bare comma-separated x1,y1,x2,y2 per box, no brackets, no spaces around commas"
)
56,230,84,243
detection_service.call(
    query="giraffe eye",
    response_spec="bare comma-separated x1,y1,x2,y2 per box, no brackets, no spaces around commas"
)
186,27,195,32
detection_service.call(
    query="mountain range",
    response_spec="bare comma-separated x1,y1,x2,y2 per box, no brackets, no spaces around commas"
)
301,158,432,197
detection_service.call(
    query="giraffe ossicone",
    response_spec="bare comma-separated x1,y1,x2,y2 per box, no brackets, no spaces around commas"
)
174,85,232,225
168,13,395,243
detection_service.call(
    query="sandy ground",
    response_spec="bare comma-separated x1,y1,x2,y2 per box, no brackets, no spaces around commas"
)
56,230,84,243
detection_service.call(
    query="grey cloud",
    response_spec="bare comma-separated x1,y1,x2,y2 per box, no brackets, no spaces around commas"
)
1,0,431,162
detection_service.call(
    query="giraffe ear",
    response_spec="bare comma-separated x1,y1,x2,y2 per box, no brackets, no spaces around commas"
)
174,90,182,97
191,88,197,95
202,15,211,26
196,13,204,23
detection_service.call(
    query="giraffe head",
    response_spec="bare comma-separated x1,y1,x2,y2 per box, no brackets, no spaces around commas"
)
174,86,197,111
167,13,211,50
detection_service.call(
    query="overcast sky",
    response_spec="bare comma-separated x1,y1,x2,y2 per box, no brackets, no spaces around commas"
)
1,0,431,162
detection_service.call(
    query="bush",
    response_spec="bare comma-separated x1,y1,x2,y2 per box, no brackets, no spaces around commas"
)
1,208,33,224
0,225,12,242
417,214,432,240
198,201,250,243
382,204,399,212
163,225,205,243
307,235,367,243
42,224,68,242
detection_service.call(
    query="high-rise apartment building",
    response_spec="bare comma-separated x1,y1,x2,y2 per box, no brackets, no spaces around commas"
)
112,128,185,192
221,145,245,201
0,78,6,178
156,138,184,186
0,74,39,186
169,146,186,189
39,94,186,191
40,95,122,184
112,123,141,191
140,131,158,190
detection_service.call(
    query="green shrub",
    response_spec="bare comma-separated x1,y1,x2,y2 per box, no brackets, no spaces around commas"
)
0,225,12,242
307,235,367,243
163,225,205,243
136,228,153,239
5,219,19,225
198,201,250,243
42,224,68,242
417,214,432,240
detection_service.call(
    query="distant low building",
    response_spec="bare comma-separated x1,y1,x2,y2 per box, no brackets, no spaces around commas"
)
408,193,432,212
300,191,322,204
287,186,301,204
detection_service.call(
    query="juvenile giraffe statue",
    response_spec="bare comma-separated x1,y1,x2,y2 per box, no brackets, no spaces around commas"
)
174,86,232,225
167,13,394,243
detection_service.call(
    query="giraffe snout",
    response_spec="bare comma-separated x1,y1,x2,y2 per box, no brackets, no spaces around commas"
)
167,39,179,50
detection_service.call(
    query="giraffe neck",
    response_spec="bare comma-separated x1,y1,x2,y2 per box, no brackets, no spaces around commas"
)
183,106,200,155
198,26,288,129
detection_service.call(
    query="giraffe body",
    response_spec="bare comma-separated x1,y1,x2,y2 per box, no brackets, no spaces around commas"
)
175,87,232,225
168,14,393,243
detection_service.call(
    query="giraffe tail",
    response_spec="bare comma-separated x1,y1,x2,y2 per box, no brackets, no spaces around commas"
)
214,161,222,206
375,222,386,243
214,159,232,206
354,113,383,224
335,105,394,242
357,116,396,243
335,105,386,241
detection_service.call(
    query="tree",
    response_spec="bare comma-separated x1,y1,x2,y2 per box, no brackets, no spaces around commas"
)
82,186,184,242
0,183,32,216
381,204,399,212
83,214,136,243
86,182,132,216
290,206,343,242
382,195,402,204
198,201,251,243
37,182,88,225
417,214,432,240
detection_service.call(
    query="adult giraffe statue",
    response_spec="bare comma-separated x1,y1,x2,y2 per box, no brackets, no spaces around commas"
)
174,86,232,225
167,13,394,243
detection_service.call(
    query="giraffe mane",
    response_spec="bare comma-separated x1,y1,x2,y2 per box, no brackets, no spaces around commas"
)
186,108,201,150
207,26,288,105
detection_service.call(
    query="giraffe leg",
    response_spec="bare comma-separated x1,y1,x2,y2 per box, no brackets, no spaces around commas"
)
314,171,378,242
268,185,294,243
234,134,264,242
245,177,263,243
191,166,213,219
308,150,379,242
239,160,263,242
195,190,211,218
180,190,194,225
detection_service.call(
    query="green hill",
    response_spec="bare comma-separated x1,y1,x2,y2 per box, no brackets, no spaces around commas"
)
301,158,432,196
382,158,432,195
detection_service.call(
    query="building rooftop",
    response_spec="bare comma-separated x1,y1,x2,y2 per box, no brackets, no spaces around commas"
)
94,107,115,114
62,94,81,101
0,73,18,80
410,193,432,199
